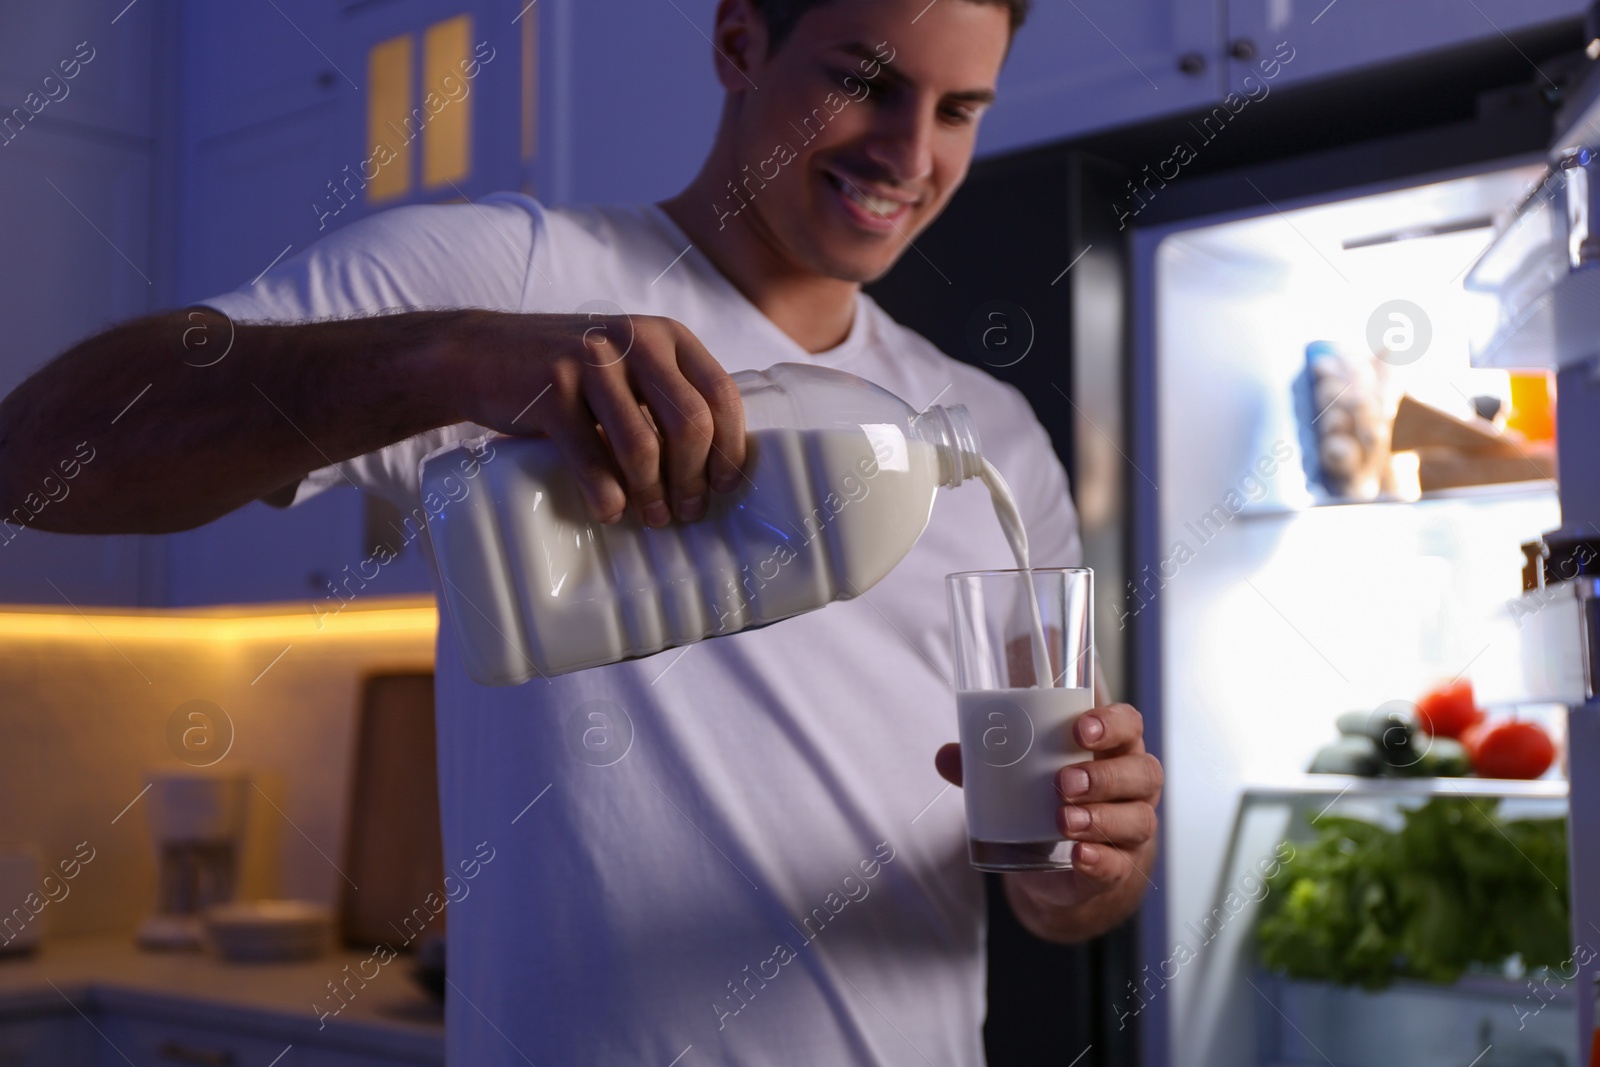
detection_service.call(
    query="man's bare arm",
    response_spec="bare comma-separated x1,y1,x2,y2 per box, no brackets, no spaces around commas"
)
0,306,746,536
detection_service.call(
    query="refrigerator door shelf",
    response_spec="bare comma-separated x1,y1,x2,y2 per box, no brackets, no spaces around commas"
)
1508,577,1600,706
1466,150,1600,370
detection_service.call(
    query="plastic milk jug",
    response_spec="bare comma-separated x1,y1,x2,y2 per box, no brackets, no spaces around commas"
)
420,362,986,684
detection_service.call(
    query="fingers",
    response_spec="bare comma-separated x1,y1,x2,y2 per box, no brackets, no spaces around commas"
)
934,742,963,787
1065,840,1138,886
1074,702,1145,754
1058,799,1157,848
547,413,628,524
669,324,746,495
582,361,669,525
630,352,714,524
583,317,743,525
1056,751,1164,807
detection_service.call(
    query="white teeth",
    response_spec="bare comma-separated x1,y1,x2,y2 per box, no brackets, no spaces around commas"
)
835,177,900,217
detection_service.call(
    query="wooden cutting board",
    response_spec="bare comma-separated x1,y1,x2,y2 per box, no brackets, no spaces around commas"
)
339,672,445,950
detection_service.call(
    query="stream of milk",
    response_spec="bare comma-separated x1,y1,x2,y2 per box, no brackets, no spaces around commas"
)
977,459,1055,688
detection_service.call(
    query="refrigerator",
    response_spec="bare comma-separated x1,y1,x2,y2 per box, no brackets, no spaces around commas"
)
1136,157,1572,1067
869,15,1595,1067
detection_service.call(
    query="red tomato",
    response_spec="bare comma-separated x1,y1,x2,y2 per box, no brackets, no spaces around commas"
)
1416,679,1484,739
1472,720,1555,780
1459,721,1490,764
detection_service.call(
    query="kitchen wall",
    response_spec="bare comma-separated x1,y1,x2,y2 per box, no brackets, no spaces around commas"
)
0,597,435,940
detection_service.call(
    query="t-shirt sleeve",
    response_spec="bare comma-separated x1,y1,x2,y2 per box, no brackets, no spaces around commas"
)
193,196,536,509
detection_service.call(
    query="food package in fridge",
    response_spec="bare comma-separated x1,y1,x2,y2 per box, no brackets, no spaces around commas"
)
1293,340,1395,500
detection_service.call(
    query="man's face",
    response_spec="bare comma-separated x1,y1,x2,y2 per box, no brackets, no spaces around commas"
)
719,0,1010,283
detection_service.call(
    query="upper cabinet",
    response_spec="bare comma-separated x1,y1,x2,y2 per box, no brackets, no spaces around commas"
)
0,3,154,140
1224,0,1586,92
0,1,163,608
979,0,1226,158
976,0,1587,158
164,0,525,607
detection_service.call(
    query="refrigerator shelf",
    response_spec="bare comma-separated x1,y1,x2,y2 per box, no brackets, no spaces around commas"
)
1236,477,1557,520
1258,965,1580,1009
1244,776,1568,802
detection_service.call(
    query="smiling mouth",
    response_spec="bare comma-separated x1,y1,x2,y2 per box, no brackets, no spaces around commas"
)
825,171,912,221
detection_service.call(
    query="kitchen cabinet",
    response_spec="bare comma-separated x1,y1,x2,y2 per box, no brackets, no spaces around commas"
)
166,90,377,608
0,939,445,1066
91,1009,443,1066
978,1,1226,157
975,0,1587,158
0,1,164,609
0,1,156,141
1224,0,1588,93
161,0,523,606
0,1011,96,1065
183,2,351,145
96,1012,295,1066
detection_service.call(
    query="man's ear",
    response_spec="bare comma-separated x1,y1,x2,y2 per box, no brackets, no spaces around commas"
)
712,0,768,93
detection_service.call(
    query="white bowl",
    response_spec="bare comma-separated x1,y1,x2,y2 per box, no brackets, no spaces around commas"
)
204,900,332,962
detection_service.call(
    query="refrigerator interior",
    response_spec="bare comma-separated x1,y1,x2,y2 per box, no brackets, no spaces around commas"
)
1145,162,1571,1067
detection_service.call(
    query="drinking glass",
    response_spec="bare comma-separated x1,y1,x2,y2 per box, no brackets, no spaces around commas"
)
946,568,1094,871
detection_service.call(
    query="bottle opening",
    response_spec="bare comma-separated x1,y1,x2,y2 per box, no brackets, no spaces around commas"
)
917,404,986,488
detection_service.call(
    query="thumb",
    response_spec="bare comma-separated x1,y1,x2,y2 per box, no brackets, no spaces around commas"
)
935,742,963,788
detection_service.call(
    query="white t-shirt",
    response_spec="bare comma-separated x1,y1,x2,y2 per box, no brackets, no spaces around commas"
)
200,195,1083,1066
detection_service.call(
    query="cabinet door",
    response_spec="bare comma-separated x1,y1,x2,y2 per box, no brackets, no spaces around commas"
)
296,1047,440,1067
1226,0,1587,92
95,1014,292,1066
185,0,352,142
167,3,499,605
166,89,369,607
0,1012,95,1066
0,118,155,606
978,0,1225,158
0,0,154,139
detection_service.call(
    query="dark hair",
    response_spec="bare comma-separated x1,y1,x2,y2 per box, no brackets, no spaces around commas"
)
750,0,1030,53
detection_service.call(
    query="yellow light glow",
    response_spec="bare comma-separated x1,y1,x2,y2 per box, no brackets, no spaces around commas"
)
367,33,414,203
422,14,472,188
521,7,537,162
0,597,437,644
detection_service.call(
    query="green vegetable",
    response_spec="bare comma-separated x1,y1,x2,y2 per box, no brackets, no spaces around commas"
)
1327,707,1421,776
1308,738,1382,777
1255,797,1567,989
1415,737,1470,778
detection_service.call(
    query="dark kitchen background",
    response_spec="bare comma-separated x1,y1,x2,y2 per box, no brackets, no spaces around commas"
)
0,2,1591,1065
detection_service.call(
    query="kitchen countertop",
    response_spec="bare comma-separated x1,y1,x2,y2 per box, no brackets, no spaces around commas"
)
0,934,444,1061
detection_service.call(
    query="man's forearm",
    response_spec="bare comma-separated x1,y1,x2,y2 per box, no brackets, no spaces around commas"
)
1002,839,1155,945
0,307,472,535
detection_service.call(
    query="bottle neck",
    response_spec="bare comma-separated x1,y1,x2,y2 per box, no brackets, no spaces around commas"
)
914,404,986,488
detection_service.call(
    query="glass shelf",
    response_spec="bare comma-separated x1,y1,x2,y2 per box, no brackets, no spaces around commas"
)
1244,775,1568,803
1237,478,1557,521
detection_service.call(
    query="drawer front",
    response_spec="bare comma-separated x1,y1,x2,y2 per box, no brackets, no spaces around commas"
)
93,1013,442,1067
95,1015,290,1067
0,1013,94,1067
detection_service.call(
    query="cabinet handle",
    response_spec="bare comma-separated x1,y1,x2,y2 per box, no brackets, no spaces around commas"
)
1177,51,1207,75
1229,37,1258,60
156,1040,236,1066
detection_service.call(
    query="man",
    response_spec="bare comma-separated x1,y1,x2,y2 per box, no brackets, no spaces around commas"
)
0,0,1162,1060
